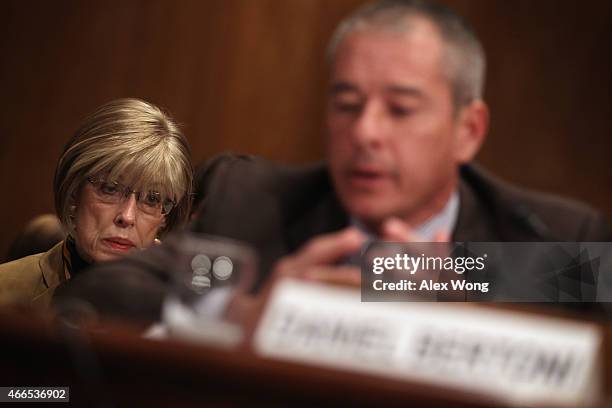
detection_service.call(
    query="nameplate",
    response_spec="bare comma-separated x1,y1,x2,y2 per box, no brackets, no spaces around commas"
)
254,280,602,406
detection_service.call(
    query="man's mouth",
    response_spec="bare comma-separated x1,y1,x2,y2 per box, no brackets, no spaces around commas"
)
347,167,390,189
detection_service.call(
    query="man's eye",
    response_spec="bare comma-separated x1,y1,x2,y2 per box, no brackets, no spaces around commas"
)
99,183,119,195
389,105,414,117
332,100,362,114
143,192,161,207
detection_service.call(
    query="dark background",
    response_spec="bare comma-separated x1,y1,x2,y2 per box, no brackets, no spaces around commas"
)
1,0,611,260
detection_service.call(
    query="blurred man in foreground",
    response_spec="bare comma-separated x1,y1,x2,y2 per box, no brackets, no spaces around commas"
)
195,0,609,284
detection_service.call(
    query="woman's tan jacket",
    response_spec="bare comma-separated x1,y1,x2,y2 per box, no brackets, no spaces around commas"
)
0,242,66,308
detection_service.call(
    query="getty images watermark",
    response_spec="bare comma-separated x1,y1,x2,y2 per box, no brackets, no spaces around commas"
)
361,242,612,303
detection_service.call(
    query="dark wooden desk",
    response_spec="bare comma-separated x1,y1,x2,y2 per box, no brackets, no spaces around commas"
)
0,304,609,407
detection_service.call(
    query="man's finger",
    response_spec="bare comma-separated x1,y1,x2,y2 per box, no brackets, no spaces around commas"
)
433,230,450,243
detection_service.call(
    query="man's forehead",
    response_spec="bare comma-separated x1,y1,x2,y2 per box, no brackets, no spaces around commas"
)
330,20,446,84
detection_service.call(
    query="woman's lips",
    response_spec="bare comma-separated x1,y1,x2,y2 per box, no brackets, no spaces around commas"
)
103,237,135,251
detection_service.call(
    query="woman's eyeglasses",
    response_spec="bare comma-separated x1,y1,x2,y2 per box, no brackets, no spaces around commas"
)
87,177,175,216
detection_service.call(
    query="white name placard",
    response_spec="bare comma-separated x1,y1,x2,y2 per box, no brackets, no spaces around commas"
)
254,279,602,407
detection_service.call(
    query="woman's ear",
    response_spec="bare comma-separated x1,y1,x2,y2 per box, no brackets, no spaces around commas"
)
72,182,83,202
67,191,80,231
154,218,167,245
158,216,167,232
69,186,82,214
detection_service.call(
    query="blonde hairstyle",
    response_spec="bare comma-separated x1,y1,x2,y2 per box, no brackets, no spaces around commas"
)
54,98,193,235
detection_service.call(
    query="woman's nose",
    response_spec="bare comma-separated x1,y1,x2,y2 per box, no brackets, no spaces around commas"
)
114,194,138,227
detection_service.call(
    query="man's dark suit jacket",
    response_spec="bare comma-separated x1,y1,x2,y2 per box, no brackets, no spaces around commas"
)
55,153,610,323
192,153,611,282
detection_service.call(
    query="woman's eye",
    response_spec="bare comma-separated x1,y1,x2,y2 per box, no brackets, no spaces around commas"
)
100,183,119,195
143,193,161,207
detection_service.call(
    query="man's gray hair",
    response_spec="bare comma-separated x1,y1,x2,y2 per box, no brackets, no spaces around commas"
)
328,0,486,108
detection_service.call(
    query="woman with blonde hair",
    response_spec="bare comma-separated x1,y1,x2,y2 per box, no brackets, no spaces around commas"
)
0,98,193,307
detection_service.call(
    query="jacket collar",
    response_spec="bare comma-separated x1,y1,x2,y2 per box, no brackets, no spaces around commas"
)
452,174,500,241
31,241,66,306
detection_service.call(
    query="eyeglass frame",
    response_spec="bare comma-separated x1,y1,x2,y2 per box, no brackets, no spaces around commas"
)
86,176,176,216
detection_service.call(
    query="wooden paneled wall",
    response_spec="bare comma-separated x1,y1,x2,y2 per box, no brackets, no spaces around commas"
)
1,0,611,259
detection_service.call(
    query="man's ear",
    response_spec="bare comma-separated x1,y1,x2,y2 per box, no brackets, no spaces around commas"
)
453,100,489,163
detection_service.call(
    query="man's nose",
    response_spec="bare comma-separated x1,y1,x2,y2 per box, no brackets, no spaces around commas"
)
352,102,386,148
114,194,137,227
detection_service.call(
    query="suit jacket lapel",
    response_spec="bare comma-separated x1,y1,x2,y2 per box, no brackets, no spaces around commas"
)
453,178,501,242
